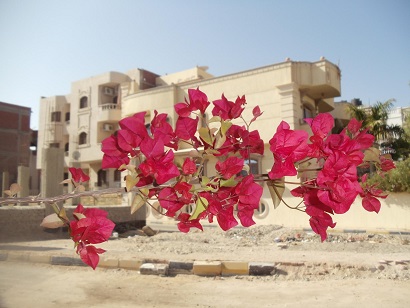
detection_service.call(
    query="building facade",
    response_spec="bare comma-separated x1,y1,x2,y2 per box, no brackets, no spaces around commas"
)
37,58,342,226
0,102,32,196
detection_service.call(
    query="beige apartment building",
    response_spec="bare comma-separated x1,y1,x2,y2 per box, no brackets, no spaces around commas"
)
37,58,345,227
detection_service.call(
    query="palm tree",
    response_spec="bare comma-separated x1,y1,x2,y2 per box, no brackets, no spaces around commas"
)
347,99,407,159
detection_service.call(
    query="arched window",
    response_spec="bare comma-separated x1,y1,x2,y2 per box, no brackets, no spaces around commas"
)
80,96,88,109
79,132,87,145
254,200,269,219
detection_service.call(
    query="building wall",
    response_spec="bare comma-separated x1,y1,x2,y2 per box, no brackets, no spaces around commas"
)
0,102,31,194
37,59,344,229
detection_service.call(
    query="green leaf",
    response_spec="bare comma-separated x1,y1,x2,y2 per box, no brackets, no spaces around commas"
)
190,196,208,220
209,116,221,123
267,179,285,209
220,120,232,136
214,134,226,149
199,127,213,145
58,207,69,222
131,193,146,214
220,176,238,187
200,176,210,186
125,175,139,192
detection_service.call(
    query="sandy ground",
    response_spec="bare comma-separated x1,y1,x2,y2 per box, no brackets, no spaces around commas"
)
1,262,410,308
1,225,410,307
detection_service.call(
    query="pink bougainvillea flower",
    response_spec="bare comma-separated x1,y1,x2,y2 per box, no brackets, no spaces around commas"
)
150,110,177,150
76,242,106,270
177,212,204,233
235,175,263,227
212,94,246,120
182,157,197,175
306,205,336,242
268,121,309,179
69,204,115,269
139,149,180,185
175,116,199,141
380,156,396,172
249,105,263,125
69,168,90,183
175,88,209,117
304,113,334,139
359,174,388,213
215,156,244,179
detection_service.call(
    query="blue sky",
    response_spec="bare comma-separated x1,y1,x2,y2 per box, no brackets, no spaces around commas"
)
0,0,409,129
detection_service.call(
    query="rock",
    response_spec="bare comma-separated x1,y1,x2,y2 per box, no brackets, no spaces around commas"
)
142,226,159,236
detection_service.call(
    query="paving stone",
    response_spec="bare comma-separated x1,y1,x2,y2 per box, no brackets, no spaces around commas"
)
222,261,249,276
193,261,222,276
140,263,169,276
249,262,276,276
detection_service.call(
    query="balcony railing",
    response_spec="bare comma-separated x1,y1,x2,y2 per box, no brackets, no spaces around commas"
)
100,103,120,110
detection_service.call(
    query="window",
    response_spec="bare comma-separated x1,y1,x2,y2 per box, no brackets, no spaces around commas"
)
64,143,69,152
303,104,314,119
113,96,118,104
79,132,87,145
114,169,121,182
97,169,107,187
49,142,59,148
51,111,61,122
80,96,88,109
65,112,70,122
239,158,260,176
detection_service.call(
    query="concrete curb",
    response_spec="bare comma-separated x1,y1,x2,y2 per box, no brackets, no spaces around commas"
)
2,251,410,278
0,251,284,277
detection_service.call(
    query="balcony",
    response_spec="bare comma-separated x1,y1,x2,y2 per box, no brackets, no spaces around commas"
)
98,103,121,122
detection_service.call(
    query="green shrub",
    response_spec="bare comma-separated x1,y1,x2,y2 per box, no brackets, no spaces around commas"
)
366,157,410,192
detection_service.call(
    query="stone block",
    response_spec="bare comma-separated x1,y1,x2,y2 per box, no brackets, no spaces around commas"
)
193,261,222,276
168,260,193,275
140,263,169,276
249,262,276,276
0,252,8,261
98,258,119,268
51,256,86,266
222,261,249,276
118,259,142,270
